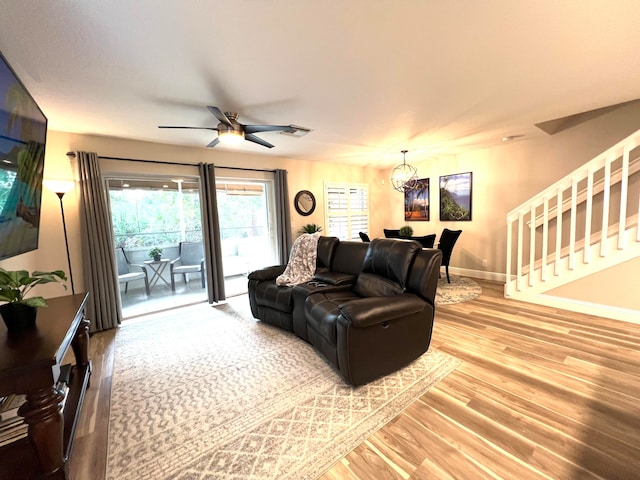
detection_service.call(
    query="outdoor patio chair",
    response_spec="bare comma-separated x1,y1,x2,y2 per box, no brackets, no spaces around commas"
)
116,247,150,295
170,241,205,291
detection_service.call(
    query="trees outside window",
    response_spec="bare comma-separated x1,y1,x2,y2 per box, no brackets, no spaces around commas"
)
109,181,202,249
108,178,270,249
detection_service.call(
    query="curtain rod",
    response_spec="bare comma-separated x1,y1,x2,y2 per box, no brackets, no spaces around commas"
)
65,152,277,173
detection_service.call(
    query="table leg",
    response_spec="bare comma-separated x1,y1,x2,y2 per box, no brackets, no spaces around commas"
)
72,315,91,387
148,265,160,289
19,386,65,477
154,263,171,288
146,261,171,290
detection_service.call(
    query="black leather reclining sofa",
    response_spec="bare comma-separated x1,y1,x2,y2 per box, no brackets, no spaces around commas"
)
247,237,442,386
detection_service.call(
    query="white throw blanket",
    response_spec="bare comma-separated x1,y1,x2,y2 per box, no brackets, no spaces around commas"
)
276,232,320,287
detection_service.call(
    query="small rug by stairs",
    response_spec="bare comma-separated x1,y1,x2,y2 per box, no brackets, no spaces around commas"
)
436,274,482,305
106,297,460,480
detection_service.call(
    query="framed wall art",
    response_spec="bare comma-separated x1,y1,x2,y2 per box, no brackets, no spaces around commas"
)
439,172,472,221
404,178,429,221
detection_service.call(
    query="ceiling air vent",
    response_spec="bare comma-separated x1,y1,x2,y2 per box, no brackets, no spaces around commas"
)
280,125,312,138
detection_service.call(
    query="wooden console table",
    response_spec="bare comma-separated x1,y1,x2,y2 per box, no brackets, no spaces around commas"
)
0,293,91,479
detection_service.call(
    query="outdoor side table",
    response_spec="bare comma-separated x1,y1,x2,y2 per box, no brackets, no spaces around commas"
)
143,258,171,291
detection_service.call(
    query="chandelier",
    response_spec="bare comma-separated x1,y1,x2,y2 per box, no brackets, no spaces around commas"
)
390,150,419,192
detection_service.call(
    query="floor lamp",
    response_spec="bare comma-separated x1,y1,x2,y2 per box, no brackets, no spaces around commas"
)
44,179,76,294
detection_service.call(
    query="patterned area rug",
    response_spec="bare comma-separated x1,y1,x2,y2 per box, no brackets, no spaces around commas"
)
106,297,460,480
436,275,482,305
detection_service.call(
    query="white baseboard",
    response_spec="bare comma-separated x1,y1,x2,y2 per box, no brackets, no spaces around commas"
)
446,266,506,283
521,293,640,325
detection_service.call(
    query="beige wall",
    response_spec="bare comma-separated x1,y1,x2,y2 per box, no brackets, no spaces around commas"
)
1,101,639,309
381,101,640,282
0,131,387,298
547,256,640,310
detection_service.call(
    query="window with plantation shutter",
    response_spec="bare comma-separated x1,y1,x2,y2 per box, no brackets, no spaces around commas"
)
324,183,369,240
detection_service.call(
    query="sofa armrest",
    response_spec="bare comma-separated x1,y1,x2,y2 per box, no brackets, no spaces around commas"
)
247,265,286,281
338,294,426,328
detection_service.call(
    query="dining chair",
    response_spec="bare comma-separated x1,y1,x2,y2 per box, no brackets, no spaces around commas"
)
437,229,462,283
410,234,436,248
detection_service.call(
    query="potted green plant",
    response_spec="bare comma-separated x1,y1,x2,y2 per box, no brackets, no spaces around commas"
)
148,247,163,261
399,225,413,237
298,224,323,234
0,268,67,332
298,223,322,233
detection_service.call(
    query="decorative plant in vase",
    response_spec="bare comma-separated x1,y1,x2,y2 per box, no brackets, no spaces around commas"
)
0,268,67,332
148,247,163,261
399,225,413,237
298,224,323,234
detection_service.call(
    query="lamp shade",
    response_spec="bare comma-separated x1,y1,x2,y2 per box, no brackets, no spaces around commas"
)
43,179,75,194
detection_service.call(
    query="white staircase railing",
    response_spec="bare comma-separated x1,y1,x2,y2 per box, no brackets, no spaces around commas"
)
505,129,640,298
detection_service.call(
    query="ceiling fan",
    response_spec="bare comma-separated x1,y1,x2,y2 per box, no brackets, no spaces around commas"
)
158,106,309,149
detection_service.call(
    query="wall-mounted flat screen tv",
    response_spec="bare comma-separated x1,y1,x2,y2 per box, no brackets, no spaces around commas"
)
0,51,47,260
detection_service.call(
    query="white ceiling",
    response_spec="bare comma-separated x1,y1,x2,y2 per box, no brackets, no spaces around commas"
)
1,1,640,168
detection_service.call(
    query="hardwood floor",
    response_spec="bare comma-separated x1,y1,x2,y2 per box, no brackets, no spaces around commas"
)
69,280,640,479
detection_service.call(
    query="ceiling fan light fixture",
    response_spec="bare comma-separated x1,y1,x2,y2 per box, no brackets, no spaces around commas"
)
218,128,245,145
391,150,419,192
159,106,305,149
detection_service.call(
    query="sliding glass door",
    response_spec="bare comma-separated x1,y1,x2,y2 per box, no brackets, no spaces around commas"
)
102,159,284,315
107,175,207,317
216,177,278,296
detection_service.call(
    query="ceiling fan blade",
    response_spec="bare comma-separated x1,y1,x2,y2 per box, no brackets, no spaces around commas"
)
207,106,233,127
158,126,218,130
206,137,220,148
245,134,274,148
244,124,291,134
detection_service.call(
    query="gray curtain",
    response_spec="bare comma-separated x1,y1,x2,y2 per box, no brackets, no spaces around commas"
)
274,169,292,263
76,151,121,332
199,163,225,302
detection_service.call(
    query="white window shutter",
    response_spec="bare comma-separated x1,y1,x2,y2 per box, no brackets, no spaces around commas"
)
324,183,369,240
